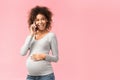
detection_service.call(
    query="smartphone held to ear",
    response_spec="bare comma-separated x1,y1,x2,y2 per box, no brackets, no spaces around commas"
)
34,25,38,31
33,22,38,32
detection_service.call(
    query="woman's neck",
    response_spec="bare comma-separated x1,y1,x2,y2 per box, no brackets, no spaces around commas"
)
36,30,49,35
34,30,49,40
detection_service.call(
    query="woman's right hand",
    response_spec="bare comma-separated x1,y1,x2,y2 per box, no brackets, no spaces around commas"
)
29,23,37,36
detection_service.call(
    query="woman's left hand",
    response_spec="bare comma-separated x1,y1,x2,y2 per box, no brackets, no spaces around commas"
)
31,53,46,61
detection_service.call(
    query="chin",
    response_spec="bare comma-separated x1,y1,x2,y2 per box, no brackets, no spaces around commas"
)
39,29,46,31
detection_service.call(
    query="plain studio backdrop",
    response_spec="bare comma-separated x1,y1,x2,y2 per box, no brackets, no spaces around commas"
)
0,0,120,80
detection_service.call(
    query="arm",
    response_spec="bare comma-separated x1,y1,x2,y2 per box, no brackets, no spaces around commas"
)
45,33,59,62
20,35,33,56
21,23,37,56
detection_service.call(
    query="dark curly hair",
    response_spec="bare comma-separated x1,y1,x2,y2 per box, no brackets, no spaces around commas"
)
28,6,53,30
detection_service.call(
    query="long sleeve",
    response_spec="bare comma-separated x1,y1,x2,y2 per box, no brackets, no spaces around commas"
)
20,35,33,56
45,33,59,62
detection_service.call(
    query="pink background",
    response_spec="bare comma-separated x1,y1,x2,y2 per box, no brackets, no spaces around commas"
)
0,0,120,80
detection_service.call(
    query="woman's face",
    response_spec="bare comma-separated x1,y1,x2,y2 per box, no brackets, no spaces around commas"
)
35,14,48,31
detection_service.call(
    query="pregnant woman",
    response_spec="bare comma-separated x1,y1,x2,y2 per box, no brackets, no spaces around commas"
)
20,6,59,80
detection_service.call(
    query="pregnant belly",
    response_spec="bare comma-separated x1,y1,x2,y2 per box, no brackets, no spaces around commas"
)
26,58,51,75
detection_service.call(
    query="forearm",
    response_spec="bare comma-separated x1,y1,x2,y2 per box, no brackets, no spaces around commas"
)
20,35,33,56
45,54,59,62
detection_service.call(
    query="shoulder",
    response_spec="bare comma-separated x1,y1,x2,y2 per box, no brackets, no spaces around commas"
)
48,32,56,38
48,32,57,41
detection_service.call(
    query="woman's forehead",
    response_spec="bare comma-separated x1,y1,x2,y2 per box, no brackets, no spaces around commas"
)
36,14,46,18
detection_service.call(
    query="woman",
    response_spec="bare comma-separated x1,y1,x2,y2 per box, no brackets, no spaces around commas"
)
20,6,59,80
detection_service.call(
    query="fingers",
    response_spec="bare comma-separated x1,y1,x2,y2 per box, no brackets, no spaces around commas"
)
30,23,37,35
30,24,36,31
31,54,43,61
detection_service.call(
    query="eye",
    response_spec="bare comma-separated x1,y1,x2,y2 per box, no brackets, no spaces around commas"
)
36,19,39,21
41,18,46,21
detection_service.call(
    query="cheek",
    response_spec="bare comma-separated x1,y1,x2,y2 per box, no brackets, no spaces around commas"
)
43,21,47,24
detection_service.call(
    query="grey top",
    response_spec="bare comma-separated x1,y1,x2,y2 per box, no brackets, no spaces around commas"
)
20,32,59,76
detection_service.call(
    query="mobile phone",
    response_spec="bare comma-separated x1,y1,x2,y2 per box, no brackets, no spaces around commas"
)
34,22,39,31
35,26,38,31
